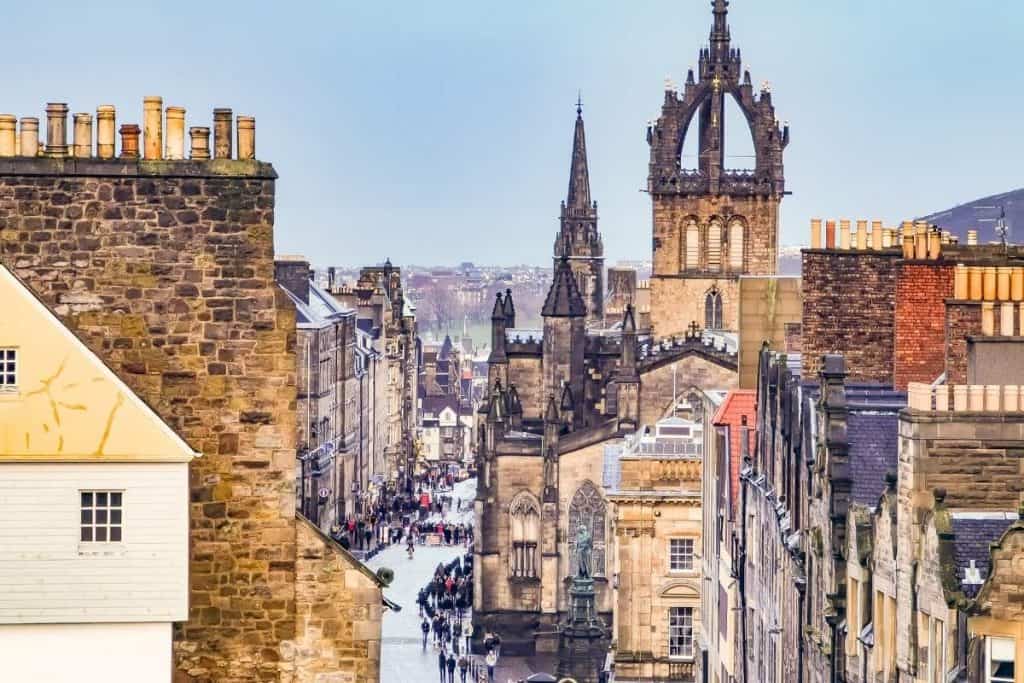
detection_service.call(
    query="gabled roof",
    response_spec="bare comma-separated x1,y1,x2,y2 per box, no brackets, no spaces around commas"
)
951,513,1017,598
0,265,198,463
542,255,586,317
712,389,755,515
848,411,900,507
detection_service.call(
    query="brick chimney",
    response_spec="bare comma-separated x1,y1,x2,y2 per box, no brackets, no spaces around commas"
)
275,256,311,304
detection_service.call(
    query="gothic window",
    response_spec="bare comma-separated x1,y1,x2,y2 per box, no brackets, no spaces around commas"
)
706,222,722,272
705,288,723,330
728,220,745,271
568,480,606,577
509,491,540,578
684,221,700,270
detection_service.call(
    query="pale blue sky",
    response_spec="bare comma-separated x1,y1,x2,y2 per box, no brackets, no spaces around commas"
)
5,1,1023,267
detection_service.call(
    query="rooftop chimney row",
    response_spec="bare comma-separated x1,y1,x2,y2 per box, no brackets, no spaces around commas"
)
908,382,1023,413
809,218,956,257
0,98,256,161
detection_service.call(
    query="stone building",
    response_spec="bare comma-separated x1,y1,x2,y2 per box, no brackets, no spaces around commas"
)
276,256,358,531
605,409,718,682
331,263,419,494
472,6,796,675
647,0,788,338
0,99,385,681
726,220,1024,683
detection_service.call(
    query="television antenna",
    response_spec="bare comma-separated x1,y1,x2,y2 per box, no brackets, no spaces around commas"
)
974,204,1010,253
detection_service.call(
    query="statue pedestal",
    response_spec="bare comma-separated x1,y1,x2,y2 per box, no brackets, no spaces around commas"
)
557,576,609,683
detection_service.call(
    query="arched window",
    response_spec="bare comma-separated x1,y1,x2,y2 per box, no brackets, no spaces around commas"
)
568,481,606,577
706,222,722,272
728,220,745,271
684,220,700,271
509,492,540,578
705,288,723,330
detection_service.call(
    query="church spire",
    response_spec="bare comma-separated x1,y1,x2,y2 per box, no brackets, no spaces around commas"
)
709,0,731,65
566,97,591,211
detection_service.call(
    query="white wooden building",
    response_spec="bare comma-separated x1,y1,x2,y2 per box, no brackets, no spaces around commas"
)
0,265,197,681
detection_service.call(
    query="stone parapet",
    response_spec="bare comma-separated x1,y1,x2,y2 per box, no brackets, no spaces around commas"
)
0,156,276,178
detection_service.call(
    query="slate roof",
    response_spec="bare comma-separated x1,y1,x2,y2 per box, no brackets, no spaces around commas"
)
541,255,586,317
951,515,1016,598
421,394,460,417
848,410,900,507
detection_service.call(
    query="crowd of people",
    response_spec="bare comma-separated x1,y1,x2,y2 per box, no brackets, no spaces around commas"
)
419,554,483,682
328,470,468,561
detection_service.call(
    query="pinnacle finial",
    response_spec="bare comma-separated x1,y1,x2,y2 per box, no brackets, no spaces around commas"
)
576,90,583,117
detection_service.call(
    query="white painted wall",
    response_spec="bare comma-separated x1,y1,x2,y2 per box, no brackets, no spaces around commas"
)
0,621,171,681
0,462,189,623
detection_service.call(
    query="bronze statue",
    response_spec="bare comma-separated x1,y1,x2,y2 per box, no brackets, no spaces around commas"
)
575,524,592,578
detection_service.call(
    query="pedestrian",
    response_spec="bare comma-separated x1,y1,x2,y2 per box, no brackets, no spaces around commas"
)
438,648,447,683
446,651,456,683
484,650,497,683
452,619,462,654
421,617,430,650
458,654,469,683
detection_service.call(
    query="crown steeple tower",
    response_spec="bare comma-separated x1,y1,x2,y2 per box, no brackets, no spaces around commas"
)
556,97,605,326
645,0,789,339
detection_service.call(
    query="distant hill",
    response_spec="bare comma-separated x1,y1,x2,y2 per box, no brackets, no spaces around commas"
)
919,188,1024,245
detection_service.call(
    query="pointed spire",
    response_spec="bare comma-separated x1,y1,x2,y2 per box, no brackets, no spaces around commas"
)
566,97,591,211
491,291,505,320
560,383,575,412
503,288,516,328
545,394,560,424
542,251,586,317
709,0,731,64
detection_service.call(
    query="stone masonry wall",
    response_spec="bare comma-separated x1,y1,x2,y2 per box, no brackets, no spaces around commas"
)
0,158,372,682
894,262,954,390
801,250,899,383
294,518,382,682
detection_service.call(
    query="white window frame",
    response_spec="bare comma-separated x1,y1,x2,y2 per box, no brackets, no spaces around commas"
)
669,537,695,572
669,606,694,659
986,636,1016,683
0,347,17,392
80,490,124,545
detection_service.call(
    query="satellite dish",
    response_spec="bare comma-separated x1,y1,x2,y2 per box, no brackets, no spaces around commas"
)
376,566,395,586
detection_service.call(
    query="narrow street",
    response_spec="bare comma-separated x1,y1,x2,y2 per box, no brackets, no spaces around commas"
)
367,477,480,683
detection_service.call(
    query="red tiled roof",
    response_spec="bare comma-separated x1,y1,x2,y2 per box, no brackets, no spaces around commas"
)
712,390,756,518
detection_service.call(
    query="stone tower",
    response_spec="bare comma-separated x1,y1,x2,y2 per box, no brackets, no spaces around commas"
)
542,254,587,429
647,0,788,338
555,101,604,326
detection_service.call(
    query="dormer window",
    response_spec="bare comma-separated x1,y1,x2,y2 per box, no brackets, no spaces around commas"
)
0,348,16,391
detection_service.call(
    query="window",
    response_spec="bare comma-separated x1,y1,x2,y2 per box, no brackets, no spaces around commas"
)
987,637,1015,683
509,492,540,578
685,221,700,270
0,348,16,391
670,538,695,572
80,491,123,543
706,222,722,272
729,221,745,271
669,606,694,658
705,289,723,330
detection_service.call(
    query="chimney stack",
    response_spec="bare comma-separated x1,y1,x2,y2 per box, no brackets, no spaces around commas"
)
72,113,92,158
871,220,882,250
213,108,232,159
839,219,851,249
44,102,69,157
189,127,211,159
165,106,186,159
0,115,15,157
19,117,39,157
825,220,836,249
143,96,163,160
954,264,968,300
810,218,822,249
119,124,140,159
237,116,255,159
96,105,116,159
856,219,868,250
914,222,928,260
927,228,941,259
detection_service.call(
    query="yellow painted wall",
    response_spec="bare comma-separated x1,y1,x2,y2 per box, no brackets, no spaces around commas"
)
0,266,195,462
